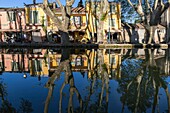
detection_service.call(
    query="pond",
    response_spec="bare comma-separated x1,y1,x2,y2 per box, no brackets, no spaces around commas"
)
0,48,169,113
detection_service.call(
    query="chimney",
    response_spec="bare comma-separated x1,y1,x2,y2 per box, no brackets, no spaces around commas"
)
77,0,84,7
53,2,57,9
33,0,36,4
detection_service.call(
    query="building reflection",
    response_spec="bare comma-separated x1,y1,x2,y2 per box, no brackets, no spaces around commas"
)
0,48,170,112
0,48,170,79
0,49,29,73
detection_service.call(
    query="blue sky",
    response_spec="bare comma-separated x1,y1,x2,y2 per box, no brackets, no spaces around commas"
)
0,0,81,7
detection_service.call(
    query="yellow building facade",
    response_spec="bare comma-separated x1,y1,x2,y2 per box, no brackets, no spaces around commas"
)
85,1,121,42
24,2,121,43
24,3,51,42
46,49,121,79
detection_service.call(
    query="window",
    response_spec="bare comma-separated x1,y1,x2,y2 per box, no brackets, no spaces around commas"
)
7,11,16,21
74,16,81,25
11,61,19,71
29,11,39,24
33,11,38,23
109,18,115,27
110,4,116,13
111,56,116,65
32,59,42,72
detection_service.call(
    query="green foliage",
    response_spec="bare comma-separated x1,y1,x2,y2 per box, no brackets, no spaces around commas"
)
0,81,7,97
113,0,140,23
101,63,107,71
19,98,33,113
41,16,47,32
118,58,168,113
100,13,107,21
43,50,49,66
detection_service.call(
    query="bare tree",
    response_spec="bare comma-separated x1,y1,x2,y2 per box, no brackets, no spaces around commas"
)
44,49,83,113
88,0,109,43
40,0,75,44
127,0,170,44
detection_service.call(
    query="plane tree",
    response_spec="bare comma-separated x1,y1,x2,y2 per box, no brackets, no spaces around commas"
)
114,0,139,23
86,0,110,43
40,0,75,44
127,0,170,44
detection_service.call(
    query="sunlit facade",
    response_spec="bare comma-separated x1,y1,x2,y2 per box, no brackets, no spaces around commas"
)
85,1,121,42
0,8,26,42
24,3,47,42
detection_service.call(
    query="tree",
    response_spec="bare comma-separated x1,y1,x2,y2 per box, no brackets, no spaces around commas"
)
44,49,83,113
114,0,140,23
127,0,170,44
119,49,170,113
40,0,75,44
18,98,33,113
87,0,109,43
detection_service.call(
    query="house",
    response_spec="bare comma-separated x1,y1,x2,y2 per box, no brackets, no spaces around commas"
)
24,1,51,42
121,23,142,43
25,1,87,43
46,1,121,43
0,7,27,42
51,3,87,43
121,23,166,44
0,53,29,72
161,6,170,42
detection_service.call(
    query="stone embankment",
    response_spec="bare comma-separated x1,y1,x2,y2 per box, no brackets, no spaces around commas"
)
0,42,169,49
99,44,169,49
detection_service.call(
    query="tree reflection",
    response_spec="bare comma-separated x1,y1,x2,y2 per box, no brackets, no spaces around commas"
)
118,49,169,113
44,49,111,113
97,50,109,111
0,80,17,113
0,79,33,113
84,49,110,113
18,98,33,113
44,49,82,113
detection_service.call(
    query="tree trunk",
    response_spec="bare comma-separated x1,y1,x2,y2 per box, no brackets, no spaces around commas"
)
44,85,54,113
166,23,170,43
41,0,74,45
145,26,157,44
44,48,71,113
97,21,104,43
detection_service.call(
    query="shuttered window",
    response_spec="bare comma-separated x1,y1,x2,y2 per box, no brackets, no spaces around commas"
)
29,11,39,24
110,5,116,13
7,11,16,22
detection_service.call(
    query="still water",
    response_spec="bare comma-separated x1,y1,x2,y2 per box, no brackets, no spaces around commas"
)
0,48,170,113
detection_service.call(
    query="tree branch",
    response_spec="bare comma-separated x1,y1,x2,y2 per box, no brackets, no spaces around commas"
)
138,0,142,5
103,0,109,13
66,0,75,7
127,0,135,9
145,0,152,12
56,0,63,8
153,0,159,10
41,0,66,31
56,0,66,19
127,0,144,19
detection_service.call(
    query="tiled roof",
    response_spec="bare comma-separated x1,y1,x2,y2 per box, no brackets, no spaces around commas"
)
0,7,24,11
24,3,43,7
56,7,85,14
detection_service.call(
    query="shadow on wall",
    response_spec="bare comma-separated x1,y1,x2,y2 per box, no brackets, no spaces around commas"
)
122,23,140,44
122,23,166,44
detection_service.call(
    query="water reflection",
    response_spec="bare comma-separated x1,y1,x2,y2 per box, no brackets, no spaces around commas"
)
0,78,33,113
0,48,169,113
